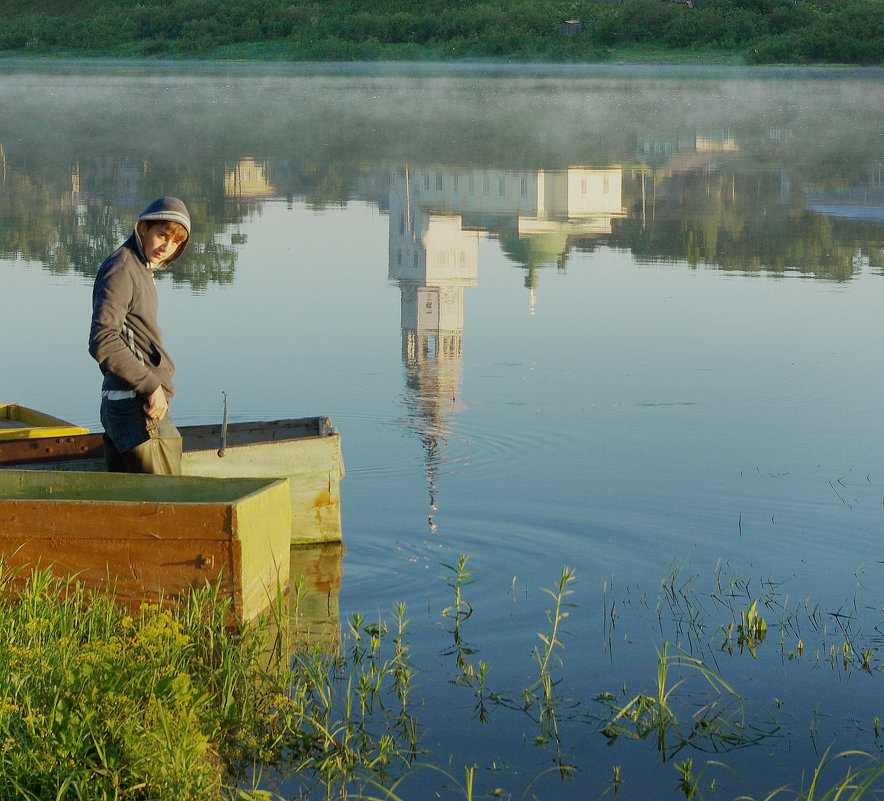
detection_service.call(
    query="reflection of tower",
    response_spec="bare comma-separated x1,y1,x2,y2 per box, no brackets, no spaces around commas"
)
389,168,481,527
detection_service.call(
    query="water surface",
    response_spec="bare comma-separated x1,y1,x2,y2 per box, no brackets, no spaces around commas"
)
2,62,884,799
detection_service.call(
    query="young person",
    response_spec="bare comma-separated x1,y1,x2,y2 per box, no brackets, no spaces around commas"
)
88,197,191,474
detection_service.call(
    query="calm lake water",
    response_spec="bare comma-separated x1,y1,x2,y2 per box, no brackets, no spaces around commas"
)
2,61,884,799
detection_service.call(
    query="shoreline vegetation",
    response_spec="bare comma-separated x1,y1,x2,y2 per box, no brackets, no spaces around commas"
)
0,0,881,66
2,558,884,799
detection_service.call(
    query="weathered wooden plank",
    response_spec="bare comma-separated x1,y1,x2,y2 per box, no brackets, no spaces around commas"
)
0,433,104,464
0,499,232,540
0,536,237,605
231,478,294,619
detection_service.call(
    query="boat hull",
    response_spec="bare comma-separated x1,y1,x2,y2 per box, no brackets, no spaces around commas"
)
0,470,291,623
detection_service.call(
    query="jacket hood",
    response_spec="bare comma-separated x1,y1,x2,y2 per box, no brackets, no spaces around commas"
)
134,196,191,268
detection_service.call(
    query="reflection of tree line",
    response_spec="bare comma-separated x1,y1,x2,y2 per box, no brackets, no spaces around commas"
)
2,149,881,285
605,169,882,281
0,155,238,292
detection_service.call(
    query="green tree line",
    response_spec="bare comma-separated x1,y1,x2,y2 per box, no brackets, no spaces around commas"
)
0,0,881,64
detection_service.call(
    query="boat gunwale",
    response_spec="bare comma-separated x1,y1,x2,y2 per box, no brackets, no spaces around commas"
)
0,416,341,466
0,470,292,508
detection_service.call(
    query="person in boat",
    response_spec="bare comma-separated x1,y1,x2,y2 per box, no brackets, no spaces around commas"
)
88,197,191,475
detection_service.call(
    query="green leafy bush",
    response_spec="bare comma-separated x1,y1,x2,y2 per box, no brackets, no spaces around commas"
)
0,0,880,63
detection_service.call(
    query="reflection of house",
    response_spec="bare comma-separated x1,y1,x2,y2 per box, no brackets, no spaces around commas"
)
224,158,276,199
637,132,738,173
805,165,884,223
389,168,481,524
72,157,145,206
410,166,626,311
517,169,625,251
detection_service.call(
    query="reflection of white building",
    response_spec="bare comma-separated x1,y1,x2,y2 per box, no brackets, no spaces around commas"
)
389,168,482,525
413,166,625,233
408,166,626,313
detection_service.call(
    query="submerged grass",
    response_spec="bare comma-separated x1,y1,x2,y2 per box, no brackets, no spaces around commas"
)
598,641,779,759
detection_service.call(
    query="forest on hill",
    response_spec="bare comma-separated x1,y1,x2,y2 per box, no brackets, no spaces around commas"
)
0,0,881,64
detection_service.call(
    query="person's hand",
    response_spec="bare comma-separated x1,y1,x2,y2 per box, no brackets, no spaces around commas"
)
144,386,169,420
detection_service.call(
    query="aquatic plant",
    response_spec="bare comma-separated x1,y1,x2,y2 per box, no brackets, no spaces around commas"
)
599,642,779,759
441,554,476,624
532,566,577,704
737,748,884,801
441,555,479,687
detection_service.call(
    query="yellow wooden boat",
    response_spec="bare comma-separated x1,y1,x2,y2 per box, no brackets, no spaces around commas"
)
0,404,88,441
0,416,344,544
0,470,291,623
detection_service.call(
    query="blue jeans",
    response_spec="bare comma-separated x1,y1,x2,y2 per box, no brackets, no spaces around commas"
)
100,396,182,475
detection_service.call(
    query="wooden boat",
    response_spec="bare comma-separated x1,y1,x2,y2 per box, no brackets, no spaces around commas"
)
0,417,344,545
0,404,88,441
180,419,344,545
0,470,291,623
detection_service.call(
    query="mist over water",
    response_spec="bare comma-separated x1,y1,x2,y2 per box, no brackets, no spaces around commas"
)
2,62,884,798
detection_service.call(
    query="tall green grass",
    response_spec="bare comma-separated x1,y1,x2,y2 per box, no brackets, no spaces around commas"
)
0,568,247,799
0,565,415,800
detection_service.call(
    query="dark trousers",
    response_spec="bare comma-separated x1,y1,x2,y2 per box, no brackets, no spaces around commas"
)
100,397,182,475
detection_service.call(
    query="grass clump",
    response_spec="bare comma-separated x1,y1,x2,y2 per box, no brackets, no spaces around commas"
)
0,566,415,800
0,569,241,799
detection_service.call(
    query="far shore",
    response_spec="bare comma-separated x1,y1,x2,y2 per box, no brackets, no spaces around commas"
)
1,52,882,74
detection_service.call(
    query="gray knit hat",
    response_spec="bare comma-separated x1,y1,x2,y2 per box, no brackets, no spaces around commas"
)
135,197,191,266
137,196,191,235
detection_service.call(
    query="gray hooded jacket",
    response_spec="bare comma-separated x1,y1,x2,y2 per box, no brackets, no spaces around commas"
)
88,197,191,398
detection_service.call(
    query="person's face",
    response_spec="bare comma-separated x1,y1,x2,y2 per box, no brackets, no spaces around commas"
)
139,222,186,263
